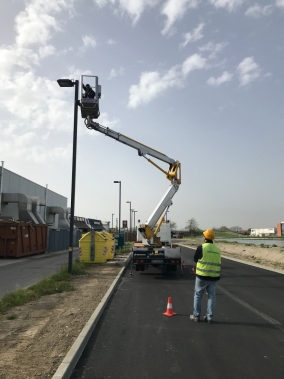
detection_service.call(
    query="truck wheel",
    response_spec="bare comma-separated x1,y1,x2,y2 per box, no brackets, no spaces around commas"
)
140,265,145,272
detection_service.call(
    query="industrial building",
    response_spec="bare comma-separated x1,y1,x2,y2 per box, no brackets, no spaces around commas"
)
277,223,284,237
250,228,277,237
0,166,104,255
0,166,69,227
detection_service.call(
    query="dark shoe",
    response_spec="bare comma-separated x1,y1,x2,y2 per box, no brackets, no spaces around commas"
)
190,315,200,322
203,316,213,324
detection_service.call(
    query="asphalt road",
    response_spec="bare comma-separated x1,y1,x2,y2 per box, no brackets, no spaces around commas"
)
70,245,284,379
0,248,80,297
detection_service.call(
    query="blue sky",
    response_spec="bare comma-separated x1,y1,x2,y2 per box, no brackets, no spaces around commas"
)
0,0,284,231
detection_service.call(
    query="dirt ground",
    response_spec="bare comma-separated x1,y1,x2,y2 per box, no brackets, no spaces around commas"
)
181,239,284,271
0,243,283,379
0,263,122,379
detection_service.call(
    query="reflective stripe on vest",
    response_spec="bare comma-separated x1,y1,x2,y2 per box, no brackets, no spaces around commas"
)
196,243,221,277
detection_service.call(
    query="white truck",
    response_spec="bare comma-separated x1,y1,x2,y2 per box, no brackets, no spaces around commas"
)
80,75,183,275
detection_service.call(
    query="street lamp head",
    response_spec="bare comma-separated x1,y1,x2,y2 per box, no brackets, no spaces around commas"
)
114,181,121,183
126,201,131,203
57,79,75,87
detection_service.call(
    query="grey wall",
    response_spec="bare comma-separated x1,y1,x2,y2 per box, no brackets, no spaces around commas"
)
0,167,67,221
1,168,67,207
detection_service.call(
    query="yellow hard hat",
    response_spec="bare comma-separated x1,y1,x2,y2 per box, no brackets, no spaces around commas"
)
203,229,215,240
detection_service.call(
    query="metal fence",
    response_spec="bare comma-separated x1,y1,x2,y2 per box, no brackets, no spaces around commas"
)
47,228,82,253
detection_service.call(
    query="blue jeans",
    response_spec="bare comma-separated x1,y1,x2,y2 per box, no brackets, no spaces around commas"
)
193,277,218,320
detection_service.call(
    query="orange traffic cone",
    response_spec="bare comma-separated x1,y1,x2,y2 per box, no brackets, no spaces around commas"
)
190,266,195,275
163,297,177,317
182,261,186,269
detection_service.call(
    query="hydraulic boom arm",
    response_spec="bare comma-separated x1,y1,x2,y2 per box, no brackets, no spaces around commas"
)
86,117,181,244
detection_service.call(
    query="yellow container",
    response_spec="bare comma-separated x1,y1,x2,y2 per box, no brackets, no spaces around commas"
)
101,232,115,260
79,231,108,263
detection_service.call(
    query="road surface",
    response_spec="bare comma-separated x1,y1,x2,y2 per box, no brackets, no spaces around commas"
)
70,245,284,379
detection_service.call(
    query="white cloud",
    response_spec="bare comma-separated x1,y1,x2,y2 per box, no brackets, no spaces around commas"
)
209,0,245,12
128,53,206,108
93,0,159,23
237,57,261,86
182,53,206,75
245,3,273,18
180,23,205,48
276,0,284,8
39,45,56,58
109,69,117,80
207,71,233,86
82,35,97,48
128,69,179,108
15,0,74,47
0,121,72,163
107,39,115,44
161,0,199,35
199,41,228,59
108,67,124,80
0,46,39,76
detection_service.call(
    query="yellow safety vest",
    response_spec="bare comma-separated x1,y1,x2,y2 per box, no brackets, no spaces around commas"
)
196,243,221,278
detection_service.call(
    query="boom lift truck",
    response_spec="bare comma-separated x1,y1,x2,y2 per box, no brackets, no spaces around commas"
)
79,75,183,275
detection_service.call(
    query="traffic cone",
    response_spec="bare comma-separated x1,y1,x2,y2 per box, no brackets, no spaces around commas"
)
182,261,186,269
190,266,195,275
163,297,177,317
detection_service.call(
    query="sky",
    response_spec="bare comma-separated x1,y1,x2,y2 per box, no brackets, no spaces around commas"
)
0,0,284,231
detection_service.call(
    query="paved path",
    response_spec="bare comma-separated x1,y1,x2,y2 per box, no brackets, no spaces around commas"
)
0,249,80,297
69,246,284,379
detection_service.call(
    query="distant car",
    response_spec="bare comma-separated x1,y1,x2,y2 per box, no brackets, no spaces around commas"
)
172,234,177,238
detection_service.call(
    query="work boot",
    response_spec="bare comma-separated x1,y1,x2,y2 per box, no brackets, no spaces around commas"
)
189,315,200,322
203,316,213,324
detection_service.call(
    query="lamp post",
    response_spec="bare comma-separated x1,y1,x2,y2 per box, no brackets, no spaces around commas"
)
57,78,79,274
116,218,118,231
112,213,114,230
126,201,132,233
132,210,137,235
114,181,121,233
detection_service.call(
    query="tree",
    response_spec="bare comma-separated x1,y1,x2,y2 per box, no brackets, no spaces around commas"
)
230,226,242,233
170,221,177,230
186,218,199,237
219,226,230,232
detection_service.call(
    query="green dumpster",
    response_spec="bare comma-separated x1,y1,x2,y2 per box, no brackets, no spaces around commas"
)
114,233,125,249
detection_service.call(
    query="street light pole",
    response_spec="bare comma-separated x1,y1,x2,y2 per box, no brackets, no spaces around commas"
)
57,78,79,274
116,218,118,231
126,201,131,233
112,213,114,230
114,181,121,233
132,210,137,236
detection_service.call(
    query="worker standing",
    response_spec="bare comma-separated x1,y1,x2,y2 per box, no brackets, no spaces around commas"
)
190,229,221,324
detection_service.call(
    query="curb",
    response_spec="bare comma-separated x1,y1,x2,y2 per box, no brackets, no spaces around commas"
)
51,253,132,379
